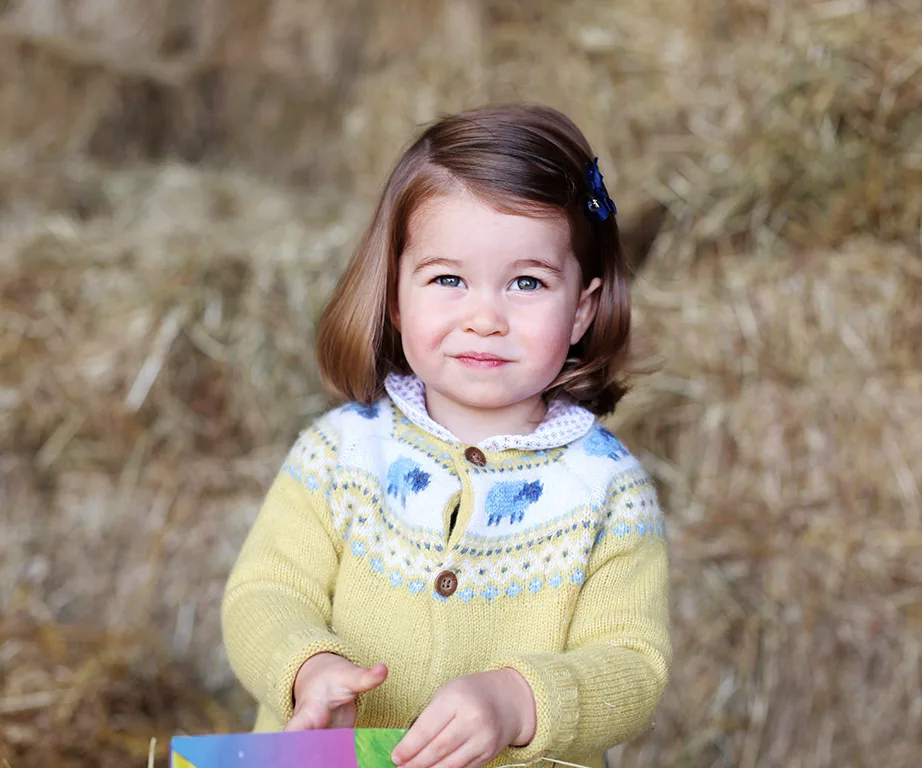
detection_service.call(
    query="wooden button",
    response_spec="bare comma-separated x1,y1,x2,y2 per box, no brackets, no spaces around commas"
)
464,447,487,467
435,570,459,597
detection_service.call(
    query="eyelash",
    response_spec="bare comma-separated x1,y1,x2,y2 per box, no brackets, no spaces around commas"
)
432,275,545,291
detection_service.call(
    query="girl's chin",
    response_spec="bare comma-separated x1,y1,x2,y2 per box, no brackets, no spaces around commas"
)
434,388,544,413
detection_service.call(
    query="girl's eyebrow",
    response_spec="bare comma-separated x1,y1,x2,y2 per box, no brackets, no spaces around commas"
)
412,256,460,273
512,258,563,275
411,256,563,275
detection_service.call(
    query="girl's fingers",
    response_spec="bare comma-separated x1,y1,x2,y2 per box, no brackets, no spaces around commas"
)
392,712,454,767
284,698,330,731
445,749,492,768
287,695,357,731
328,700,358,729
287,662,385,732
399,734,466,768
409,739,482,768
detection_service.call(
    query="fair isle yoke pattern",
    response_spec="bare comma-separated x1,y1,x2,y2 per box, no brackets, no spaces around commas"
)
281,389,665,603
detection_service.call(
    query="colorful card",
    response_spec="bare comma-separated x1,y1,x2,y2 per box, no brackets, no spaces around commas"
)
170,728,406,768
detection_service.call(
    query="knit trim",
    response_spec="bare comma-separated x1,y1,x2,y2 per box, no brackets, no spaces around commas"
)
491,655,580,760
384,373,595,451
265,630,365,723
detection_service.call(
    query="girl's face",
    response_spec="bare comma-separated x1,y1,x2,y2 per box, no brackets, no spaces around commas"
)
394,189,601,438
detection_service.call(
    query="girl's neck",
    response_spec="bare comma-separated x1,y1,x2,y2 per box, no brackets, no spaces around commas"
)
423,388,547,446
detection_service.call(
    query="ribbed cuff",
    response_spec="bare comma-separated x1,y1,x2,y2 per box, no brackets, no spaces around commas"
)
265,629,365,724
489,654,580,762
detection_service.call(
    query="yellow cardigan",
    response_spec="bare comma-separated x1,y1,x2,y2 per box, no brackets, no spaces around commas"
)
222,383,671,768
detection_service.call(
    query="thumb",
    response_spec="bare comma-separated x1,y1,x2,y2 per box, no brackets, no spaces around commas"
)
341,663,388,696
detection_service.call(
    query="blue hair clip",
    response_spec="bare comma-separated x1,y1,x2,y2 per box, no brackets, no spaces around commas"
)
584,157,617,222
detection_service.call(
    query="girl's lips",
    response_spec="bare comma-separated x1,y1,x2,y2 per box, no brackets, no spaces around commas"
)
453,353,510,368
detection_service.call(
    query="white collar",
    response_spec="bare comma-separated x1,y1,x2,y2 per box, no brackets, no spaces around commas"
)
383,373,596,451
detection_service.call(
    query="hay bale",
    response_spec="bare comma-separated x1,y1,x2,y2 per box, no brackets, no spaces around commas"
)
634,0,922,258
0,153,357,460
2,0,168,54
1,0,922,765
0,610,240,768
343,0,922,253
0,156,364,704
0,0,370,179
6,0,917,249
0,32,350,179
607,238,922,766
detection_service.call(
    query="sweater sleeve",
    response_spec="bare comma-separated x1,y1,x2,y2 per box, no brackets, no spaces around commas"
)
492,466,672,762
221,421,365,725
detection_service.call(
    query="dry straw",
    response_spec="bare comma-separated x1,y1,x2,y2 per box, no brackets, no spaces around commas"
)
2,0,921,766
0,612,232,767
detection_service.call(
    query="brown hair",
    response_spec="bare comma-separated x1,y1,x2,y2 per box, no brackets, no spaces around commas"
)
316,104,633,415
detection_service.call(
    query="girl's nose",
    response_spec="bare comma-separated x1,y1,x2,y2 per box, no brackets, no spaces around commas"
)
463,294,508,336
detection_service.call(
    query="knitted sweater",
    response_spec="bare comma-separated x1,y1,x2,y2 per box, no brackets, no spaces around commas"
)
222,374,671,768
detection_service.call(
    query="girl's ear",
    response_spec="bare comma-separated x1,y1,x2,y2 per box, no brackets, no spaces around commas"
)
570,277,602,345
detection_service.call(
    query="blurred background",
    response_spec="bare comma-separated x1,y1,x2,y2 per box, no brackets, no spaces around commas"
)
1,1,921,766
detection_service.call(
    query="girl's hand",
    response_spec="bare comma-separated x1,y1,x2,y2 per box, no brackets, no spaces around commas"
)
285,652,388,731
391,669,537,768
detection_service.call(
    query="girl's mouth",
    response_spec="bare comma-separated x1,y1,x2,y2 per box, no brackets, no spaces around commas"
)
453,352,510,368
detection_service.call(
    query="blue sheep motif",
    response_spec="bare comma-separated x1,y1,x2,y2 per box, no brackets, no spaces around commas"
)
344,402,379,420
584,427,628,462
486,480,544,526
387,456,431,506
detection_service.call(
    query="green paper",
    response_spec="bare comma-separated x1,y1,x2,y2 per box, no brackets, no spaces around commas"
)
355,728,406,767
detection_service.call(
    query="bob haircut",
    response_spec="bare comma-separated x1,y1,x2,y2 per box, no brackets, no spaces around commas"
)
316,103,632,416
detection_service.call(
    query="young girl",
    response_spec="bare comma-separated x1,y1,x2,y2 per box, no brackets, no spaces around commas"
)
222,104,671,768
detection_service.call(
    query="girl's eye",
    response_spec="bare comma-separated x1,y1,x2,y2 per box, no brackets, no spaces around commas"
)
434,275,463,288
512,276,542,291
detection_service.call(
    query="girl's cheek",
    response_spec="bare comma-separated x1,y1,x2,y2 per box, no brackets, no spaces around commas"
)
531,326,575,367
416,293,449,318
519,308,569,340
